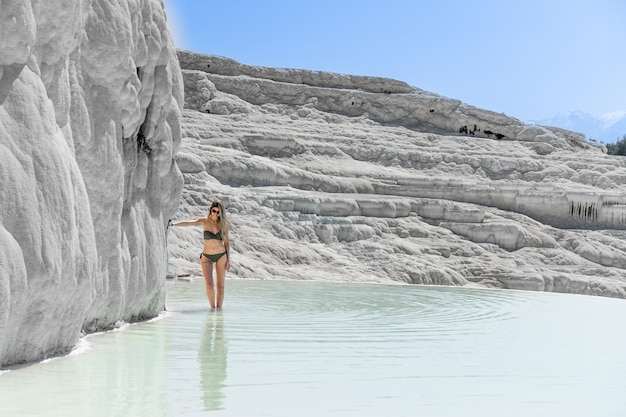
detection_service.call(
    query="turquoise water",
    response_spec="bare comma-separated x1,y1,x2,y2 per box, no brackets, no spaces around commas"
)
2,279,626,416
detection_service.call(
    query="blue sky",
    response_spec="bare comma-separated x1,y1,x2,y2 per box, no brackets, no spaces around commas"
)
163,0,625,121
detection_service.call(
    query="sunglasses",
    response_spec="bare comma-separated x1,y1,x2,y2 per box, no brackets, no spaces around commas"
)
211,209,220,214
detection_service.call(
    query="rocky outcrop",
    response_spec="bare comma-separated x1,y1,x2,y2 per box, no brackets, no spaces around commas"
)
0,0,183,367
168,51,626,299
179,51,604,152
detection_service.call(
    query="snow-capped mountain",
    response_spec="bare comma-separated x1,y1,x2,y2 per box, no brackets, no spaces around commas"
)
529,110,626,144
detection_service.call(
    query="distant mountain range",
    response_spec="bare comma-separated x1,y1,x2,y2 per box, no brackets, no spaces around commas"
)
528,110,626,144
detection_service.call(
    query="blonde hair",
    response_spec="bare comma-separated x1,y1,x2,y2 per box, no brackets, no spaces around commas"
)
209,199,229,238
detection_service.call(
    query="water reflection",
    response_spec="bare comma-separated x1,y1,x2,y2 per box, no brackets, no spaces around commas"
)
198,311,227,411
0,317,170,417
2,280,626,417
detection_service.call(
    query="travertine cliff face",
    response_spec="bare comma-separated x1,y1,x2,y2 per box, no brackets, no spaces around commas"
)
0,0,183,367
169,50,626,299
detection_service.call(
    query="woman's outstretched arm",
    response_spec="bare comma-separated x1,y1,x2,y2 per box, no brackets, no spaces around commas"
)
170,218,204,227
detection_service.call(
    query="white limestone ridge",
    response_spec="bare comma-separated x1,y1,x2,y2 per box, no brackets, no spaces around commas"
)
169,50,626,299
0,1,183,367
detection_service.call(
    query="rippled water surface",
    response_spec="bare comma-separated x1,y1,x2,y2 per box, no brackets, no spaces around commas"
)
2,279,626,416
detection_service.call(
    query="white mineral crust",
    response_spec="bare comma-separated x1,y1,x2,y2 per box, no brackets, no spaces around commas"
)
168,51,626,301
3,4,626,367
0,0,183,367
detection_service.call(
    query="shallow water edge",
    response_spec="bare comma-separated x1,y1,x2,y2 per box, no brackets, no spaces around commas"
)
1,279,625,417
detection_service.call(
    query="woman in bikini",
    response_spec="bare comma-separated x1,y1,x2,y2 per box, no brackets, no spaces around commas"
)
170,200,231,309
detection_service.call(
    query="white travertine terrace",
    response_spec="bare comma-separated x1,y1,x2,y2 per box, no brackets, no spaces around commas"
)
0,0,183,367
169,50,626,302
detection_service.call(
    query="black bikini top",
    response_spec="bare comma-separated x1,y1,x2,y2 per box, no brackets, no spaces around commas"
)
204,230,222,241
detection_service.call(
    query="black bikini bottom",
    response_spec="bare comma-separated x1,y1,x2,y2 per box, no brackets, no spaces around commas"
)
201,252,227,262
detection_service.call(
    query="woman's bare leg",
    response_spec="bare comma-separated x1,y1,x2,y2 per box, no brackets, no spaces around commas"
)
215,256,227,308
201,257,216,308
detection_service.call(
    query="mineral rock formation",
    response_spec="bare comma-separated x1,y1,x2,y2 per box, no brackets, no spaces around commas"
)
169,50,626,299
0,0,183,367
